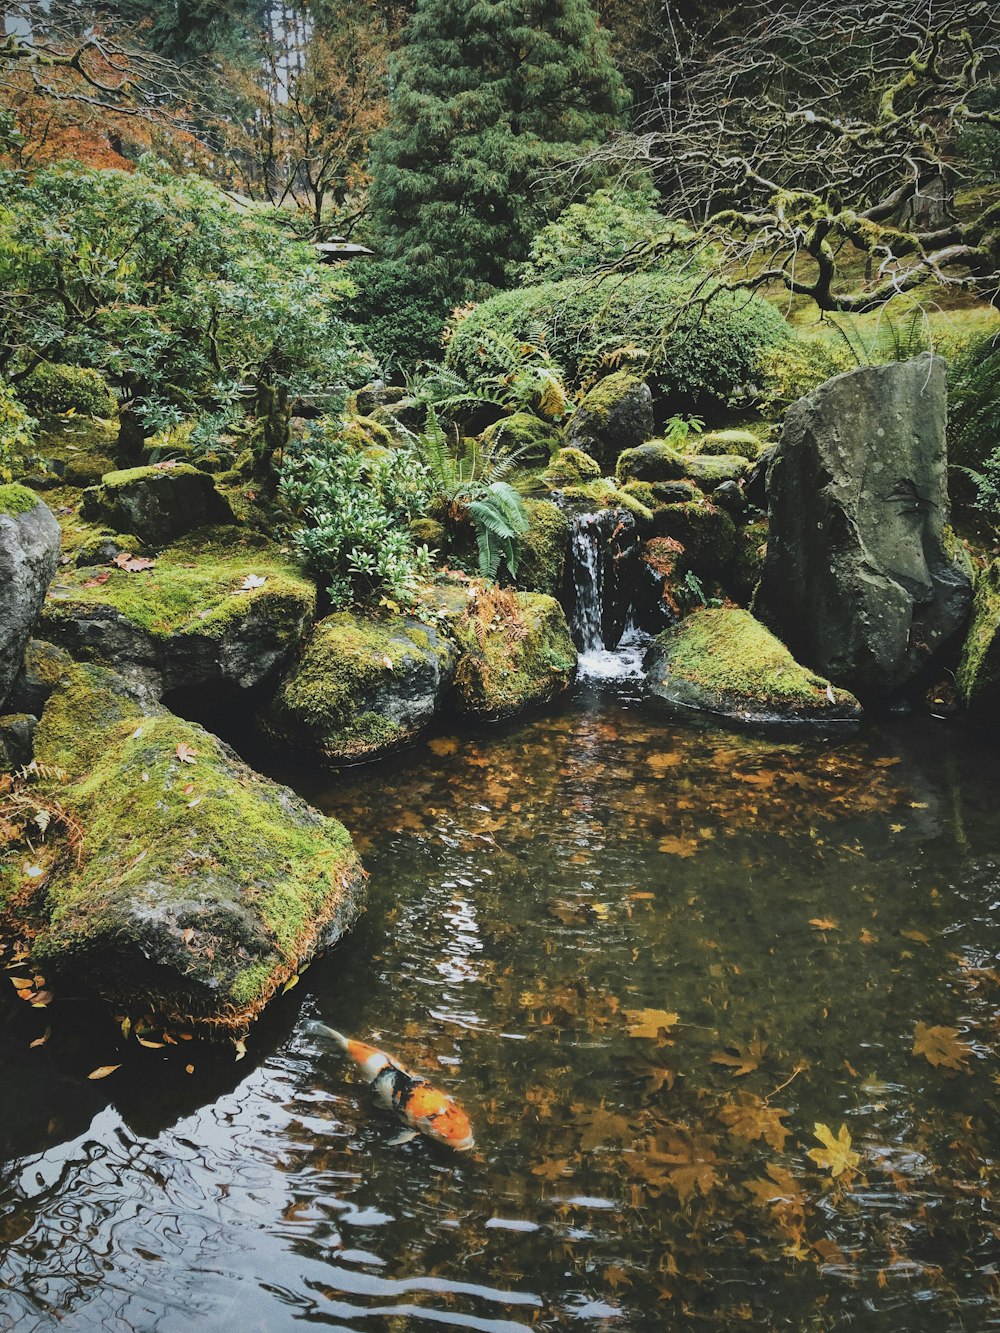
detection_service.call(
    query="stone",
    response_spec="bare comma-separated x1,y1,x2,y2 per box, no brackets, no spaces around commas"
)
729,520,769,605
681,453,750,488
7,640,75,717
480,412,562,464
645,607,863,732
450,587,577,718
711,479,747,519
956,560,1000,722
565,372,654,471
80,464,235,545
261,611,458,764
517,499,571,597
0,486,62,710
743,444,776,513
39,529,316,697
632,537,693,633
689,428,761,461
755,355,973,699
0,713,37,770
3,660,365,1035
615,441,688,485
648,502,737,577
541,447,602,487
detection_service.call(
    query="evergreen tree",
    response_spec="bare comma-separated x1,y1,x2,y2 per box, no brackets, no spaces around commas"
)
368,0,627,299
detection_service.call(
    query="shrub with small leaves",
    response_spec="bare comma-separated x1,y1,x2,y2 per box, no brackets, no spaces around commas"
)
0,379,36,482
18,363,116,418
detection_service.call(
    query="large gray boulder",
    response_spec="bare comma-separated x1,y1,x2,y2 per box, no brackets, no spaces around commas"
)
0,486,61,709
565,372,654,472
755,355,972,699
80,464,234,544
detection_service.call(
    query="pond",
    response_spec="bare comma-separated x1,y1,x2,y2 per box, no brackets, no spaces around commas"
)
1,678,999,1331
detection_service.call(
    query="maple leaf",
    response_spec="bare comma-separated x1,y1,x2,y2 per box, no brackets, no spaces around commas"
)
718,1096,791,1151
809,917,839,932
175,743,198,764
530,1156,575,1181
575,1104,634,1152
231,573,267,594
912,1021,972,1072
151,459,181,470
647,752,682,774
807,1122,860,1178
427,736,459,757
657,836,699,857
745,1162,801,1208
667,1161,720,1205
625,1008,679,1040
113,553,156,572
711,1038,767,1077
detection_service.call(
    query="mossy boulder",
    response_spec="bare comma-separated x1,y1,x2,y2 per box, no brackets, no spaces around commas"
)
730,520,769,605
0,713,36,770
81,464,235,544
680,453,750,488
645,608,863,732
631,537,695,634
39,530,316,697
262,611,457,764
7,639,74,717
0,485,62,709
481,412,562,463
616,441,688,485
956,560,1000,722
408,517,447,549
565,372,654,471
689,429,761,461
517,499,571,597
450,587,577,718
648,502,737,576
3,661,365,1035
541,446,602,486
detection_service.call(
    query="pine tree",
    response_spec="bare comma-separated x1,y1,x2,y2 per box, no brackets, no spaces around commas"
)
368,0,627,299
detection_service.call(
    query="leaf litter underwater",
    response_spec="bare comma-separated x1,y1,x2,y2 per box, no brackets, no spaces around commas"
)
2,682,1000,1330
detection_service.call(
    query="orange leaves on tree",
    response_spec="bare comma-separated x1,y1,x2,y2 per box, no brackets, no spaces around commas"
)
912,1022,973,1072
807,1122,860,1178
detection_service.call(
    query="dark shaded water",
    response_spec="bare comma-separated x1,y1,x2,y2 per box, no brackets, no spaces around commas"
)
2,681,1000,1331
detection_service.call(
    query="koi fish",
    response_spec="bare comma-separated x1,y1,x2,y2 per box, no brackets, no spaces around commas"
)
308,1021,475,1151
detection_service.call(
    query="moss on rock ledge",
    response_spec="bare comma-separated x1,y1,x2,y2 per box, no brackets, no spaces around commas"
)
517,499,571,596
956,560,1000,722
3,661,365,1034
645,607,862,732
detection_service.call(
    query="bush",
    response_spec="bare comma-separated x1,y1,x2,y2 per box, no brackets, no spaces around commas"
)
0,379,36,482
344,259,454,374
444,273,791,413
947,330,1000,503
279,422,433,607
18,362,116,418
756,337,856,419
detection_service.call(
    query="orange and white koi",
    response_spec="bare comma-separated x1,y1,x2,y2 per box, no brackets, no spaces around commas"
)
308,1021,475,1151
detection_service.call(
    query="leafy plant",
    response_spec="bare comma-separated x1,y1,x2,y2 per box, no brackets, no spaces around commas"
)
411,330,571,424
664,415,705,447
0,379,35,482
17,362,116,418
946,331,1000,508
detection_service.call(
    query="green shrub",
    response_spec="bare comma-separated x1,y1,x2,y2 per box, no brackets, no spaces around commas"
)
0,379,36,482
19,362,116,418
948,330,1000,504
345,259,454,374
445,273,790,413
756,337,856,419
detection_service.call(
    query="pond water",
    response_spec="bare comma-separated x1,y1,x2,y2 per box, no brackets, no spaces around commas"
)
2,679,1000,1331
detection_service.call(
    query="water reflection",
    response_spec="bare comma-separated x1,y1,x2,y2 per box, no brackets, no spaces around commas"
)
1,690,1000,1329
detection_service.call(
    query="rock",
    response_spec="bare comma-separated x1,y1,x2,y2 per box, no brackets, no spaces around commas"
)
565,372,654,471
39,529,316,697
744,444,776,513
517,499,571,597
0,486,62,709
4,660,365,1035
616,441,688,485
80,464,235,544
7,640,75,717
689,428,761,461
450,587,577,717
408,517,447,549
74,532,145,567
711,479,747,519
755,356,973,699
956,560,1000,722
632,537,693,633
648,502,737,577
541,447,602,487
0,713,37,770
681,454,750,488
651,480,702,506
481,412,562,464
645,607,863,731
261,611,457,763
729,520,769,605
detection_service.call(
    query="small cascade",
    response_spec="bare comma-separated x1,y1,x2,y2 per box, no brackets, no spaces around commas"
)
565,509,649,680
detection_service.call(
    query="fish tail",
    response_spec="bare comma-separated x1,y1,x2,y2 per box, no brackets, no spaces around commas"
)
305,1020,350,1051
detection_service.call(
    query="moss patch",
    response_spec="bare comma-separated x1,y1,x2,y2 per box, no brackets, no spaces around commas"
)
647,607,862,729
956,560,1000,719
541,447,602,486
616,441,688,485
517,498,571,596
0,484,43,517
690,429,761,461
8,661,365,1034
649,502,737,575
481,412,562,462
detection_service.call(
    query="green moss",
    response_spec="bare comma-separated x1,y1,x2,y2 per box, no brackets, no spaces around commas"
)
517,498,571,596
42,529,315,640
0,483,42,516
26,661,363,1030
680,454,750,487
577,370,643,424
651,502,737,575
481,412,562,462
957,560,1000,713
616,441,687,484
690,429,761,461
541,446,601,485
409,517,447,548
729,519,769,604
19,363,116,419
100,463,200,489
451,587,576,717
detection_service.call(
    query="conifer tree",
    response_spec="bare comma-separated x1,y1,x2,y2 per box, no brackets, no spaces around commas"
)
369,0,627,299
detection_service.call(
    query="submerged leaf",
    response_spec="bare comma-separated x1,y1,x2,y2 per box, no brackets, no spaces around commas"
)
625,1008,679,1040
807,1122,859,1178
712,1039,767,1077
87,1064,121,1080
912,1022,972,1072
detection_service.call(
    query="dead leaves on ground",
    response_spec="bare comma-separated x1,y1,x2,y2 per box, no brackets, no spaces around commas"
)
712,1038,767,1077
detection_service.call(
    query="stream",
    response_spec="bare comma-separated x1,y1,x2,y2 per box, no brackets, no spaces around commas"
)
1,668,1000,1330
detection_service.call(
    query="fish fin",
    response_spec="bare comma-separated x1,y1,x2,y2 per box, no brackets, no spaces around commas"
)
387,1129,419,1146
305,1020,349,1050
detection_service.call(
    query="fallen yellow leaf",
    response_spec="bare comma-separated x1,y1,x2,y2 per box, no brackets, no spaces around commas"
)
807,1122,859,1178
625,1008,679,1040
87,1064,121,1080
912,1021,972,1072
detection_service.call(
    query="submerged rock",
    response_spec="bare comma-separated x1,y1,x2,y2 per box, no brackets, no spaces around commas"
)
81,464,235,544
755,356,973,699
956,561,1000,723
0,485,61,709
450,587,577,718
3,660,365,1035
645,607,862,731
39,529,316,697
565,372,654,471
262,611,457,763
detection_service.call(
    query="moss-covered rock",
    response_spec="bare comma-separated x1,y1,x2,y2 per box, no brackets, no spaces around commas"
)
481,412,562,463
3,661,365,1035
450,586,577,718
0,712,36,770
956,560,1000,722
648,502,737,576
0,487,61,709
632,536,695,632
565,372,654,471
616,441,688,485
680,453,750,488
645,607,863,731
689,428,761,461
517,499,571,596
7,639,74,716
39,529,316,696
81,464,235,544
730,520,769,605
262,611,457,764
408,517,447,549
541,446,602,486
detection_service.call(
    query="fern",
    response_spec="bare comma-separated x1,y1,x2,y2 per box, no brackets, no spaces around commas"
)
468,482,529,579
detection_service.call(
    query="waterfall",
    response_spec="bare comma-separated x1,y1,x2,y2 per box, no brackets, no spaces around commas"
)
566,510,649,680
